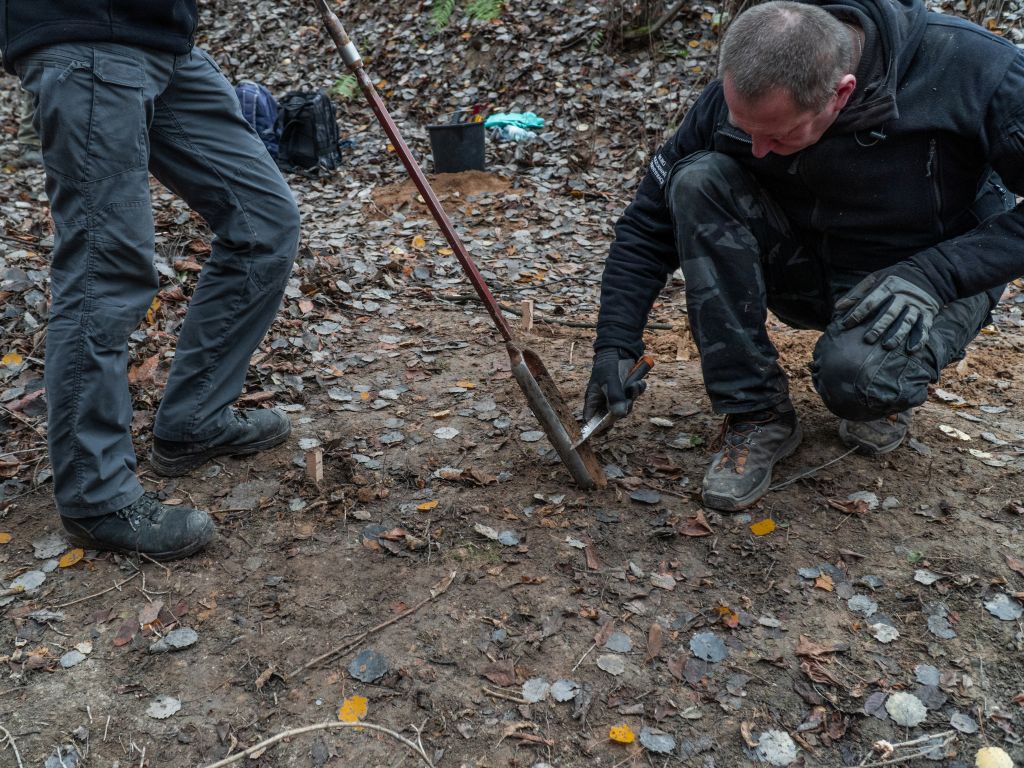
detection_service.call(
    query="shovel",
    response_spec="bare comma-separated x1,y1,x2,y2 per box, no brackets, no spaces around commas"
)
310,0,606,490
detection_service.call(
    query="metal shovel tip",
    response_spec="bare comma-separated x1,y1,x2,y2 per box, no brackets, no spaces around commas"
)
508,343,606,490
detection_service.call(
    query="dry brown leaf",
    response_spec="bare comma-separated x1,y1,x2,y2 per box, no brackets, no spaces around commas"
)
678,509,714,537
139,600,164,629
1005,553,1024,577
814,574,835,592
796,635,849,658
826,497,869,515
480,659,516,687
645,622,663,664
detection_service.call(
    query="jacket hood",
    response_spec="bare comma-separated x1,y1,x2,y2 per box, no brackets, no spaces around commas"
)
813,0,929,133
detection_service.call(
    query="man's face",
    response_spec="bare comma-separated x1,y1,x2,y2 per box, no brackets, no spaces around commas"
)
723,75,854,158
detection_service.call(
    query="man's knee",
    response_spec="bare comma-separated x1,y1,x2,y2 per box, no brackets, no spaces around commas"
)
811,327,930,420
667,151,745,210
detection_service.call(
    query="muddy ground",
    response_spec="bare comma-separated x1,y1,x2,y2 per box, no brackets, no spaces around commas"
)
2,5,1024,767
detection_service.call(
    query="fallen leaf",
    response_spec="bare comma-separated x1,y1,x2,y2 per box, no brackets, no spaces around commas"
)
645,622,663,664
58,548,85,568
678,509,713,537
750,518,776,536
608,724,635,744
2,352,24,366
480,659,516,687
411,234,426,249
0,532,11,544
717,605,740,629
337,694,368,723
139,600,164,628
796,636,848,658
1005,553,1024,577
814,574,835,592
417,500,439,511
975,747,1014,768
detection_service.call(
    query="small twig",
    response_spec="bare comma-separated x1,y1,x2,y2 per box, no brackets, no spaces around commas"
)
198,720,434,768
51,572,140,609
0,586,25,599
0,404,46,438
858,731,955,767
482,686,530,704
0,724,25,768
769,447,858,491
288,570,456,679
571,642,597,672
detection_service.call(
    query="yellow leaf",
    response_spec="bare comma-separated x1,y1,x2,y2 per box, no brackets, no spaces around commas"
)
750,519,776,536
146,297,161,325
0,532,11,544
59,548,85,568
455,380,476,389
360,391,370,401
437,247,453,256
814,574,835,592
411,234,426,250
2,352,23,366
337,694,368,723
417,500,439,511
430,409,451,419
608,724,635,744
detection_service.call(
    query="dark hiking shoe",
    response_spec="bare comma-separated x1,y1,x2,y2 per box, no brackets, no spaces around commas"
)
62,493,215,561
838,410,912,455
702,407,803,512
150,408,291,477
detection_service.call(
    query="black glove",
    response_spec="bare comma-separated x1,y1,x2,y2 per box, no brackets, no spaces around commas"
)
835,272,942,352
583,348,648,423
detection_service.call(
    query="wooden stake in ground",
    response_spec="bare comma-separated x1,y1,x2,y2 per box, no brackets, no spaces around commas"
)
520,299,534,333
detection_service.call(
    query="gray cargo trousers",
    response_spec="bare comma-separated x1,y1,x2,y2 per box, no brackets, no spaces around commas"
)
16,43,300,518
666,152,994,420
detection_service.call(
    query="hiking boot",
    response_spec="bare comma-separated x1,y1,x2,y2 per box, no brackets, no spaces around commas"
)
702,407,803,512
838,410,912,455
62,492,215,561
150,408,291,477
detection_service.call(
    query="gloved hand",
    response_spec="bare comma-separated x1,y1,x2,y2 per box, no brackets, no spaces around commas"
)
583,348,648,423
835,272,942,352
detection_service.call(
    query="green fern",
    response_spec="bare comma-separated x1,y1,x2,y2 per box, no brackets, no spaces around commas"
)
431,0,457,32
467,0,502,22
330,74,358,100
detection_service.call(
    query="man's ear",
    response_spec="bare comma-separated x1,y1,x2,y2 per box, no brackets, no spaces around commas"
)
833,74,857,112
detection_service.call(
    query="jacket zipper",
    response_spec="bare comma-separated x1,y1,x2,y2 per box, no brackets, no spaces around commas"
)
926,138,945,238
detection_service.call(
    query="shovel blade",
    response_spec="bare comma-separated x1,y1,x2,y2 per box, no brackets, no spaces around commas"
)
508,342,606,490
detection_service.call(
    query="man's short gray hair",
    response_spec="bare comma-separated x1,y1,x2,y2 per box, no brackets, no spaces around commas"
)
719,1,854,112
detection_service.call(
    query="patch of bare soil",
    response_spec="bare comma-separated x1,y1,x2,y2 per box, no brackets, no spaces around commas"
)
2,294,1023,767
369,171,516,218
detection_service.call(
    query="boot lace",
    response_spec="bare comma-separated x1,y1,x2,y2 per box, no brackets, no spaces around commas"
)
711,414,775,474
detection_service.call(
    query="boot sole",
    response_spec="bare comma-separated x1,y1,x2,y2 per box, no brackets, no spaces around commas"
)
702,423,803,512
150,424,291,477
838,420,906,456
64,529,216,562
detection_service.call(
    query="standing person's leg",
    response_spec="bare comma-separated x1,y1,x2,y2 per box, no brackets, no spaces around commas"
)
15,44,214,558
145,47,300,476
667,151,826,510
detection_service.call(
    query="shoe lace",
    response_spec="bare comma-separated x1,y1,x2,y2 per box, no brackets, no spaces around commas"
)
113,494,162,531
711,414,774,474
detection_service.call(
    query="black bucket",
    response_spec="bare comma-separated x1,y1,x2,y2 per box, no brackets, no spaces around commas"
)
427,122,485,173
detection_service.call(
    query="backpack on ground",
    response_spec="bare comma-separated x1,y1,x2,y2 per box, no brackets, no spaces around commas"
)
234,81,280,159
275,90,343,172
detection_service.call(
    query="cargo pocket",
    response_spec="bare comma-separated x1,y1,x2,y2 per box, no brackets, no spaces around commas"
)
87,52,147,180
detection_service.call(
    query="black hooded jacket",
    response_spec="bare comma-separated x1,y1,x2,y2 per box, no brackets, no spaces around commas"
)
0,1,198,74
597,0,1024,358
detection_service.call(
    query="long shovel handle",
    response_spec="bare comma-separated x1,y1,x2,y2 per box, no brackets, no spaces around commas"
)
311,0,515,343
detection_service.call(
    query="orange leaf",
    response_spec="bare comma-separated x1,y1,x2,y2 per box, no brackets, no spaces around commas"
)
750,518,776,536
2,352,23,366
814,574,835,592
608,724,636,744
717,605,740,629
59,548,85,568
0,532,11,544
337,694,368,723
417,500,439,511
411,234,426,250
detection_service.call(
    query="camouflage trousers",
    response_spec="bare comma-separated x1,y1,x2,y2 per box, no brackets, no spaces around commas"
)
666,151,993,419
